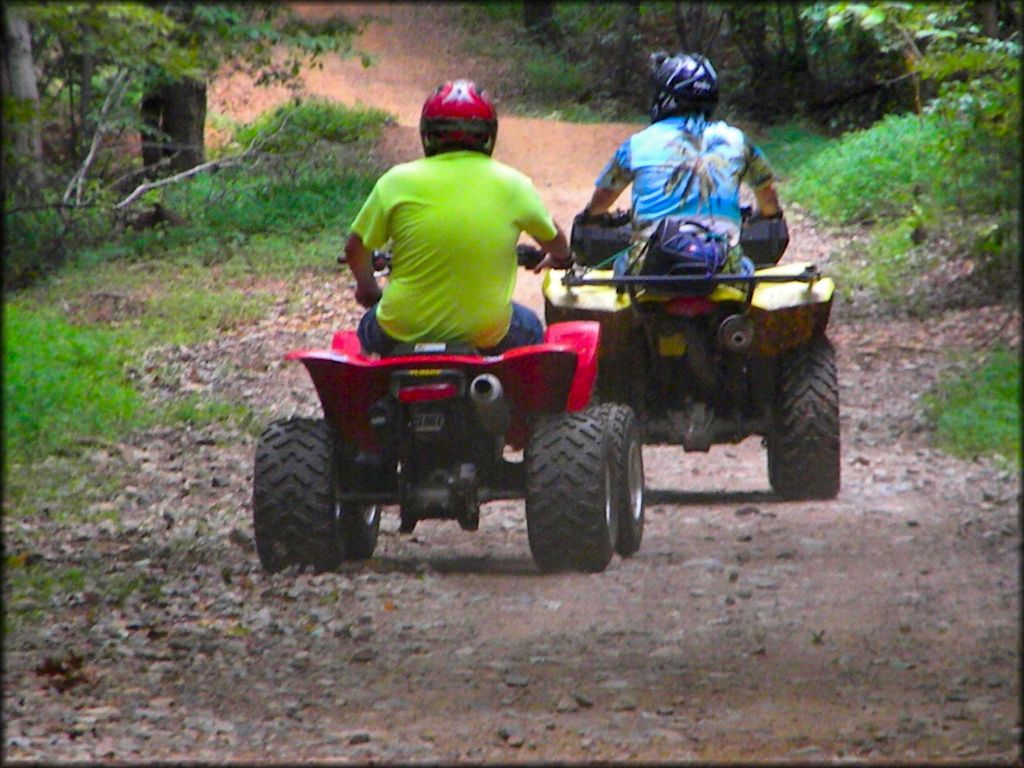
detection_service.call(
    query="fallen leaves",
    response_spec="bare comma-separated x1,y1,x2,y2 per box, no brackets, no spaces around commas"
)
34,651,95,693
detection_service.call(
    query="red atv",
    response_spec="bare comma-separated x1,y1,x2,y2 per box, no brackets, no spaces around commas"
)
251,317,644,574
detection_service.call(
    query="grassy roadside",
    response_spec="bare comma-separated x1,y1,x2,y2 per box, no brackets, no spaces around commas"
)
755,118,1019,467
3,102,390,520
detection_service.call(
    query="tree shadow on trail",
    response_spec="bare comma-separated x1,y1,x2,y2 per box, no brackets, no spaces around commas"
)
645,488,779,506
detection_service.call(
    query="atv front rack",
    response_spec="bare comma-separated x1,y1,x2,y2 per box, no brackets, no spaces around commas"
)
561,264,821,290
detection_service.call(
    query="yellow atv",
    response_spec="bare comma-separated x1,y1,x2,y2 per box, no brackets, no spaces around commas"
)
542,209,839,500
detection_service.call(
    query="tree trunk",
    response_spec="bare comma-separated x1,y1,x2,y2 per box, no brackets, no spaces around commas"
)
164,79,206,172
614,1,640,98
140,90,166,175
979,2,1000,37
2,5,44,194
140,77,207,176
79,52,94,162
523,1,558,46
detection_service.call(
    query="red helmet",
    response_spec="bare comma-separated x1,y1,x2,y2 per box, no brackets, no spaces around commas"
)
419,79,497,157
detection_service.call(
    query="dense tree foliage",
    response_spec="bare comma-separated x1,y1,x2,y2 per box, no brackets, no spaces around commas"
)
2,2,359,286
3,1,1020,289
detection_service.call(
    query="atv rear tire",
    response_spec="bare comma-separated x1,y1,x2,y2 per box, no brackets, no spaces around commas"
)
597,404,645,557
767,335,841,499
525,408,616,573
252,418,343,572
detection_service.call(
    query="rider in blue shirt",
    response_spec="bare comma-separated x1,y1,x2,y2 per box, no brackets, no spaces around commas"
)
579,52,782,270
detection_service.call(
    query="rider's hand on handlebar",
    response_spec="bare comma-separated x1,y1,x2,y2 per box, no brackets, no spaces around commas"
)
517,244,571,273
533,251,572,274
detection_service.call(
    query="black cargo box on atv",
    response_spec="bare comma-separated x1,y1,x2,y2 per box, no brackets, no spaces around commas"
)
739,216,789,266
570,217,632,268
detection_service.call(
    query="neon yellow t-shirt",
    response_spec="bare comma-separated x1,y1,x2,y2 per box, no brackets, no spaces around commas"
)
349,151,557,348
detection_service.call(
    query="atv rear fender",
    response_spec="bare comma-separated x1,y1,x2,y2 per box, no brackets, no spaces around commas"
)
286,321,600,452
544,263,835,358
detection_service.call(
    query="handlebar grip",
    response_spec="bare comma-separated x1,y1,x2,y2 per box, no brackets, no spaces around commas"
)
516,244,545,270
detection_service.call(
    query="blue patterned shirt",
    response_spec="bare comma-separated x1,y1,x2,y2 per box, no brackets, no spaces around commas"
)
595,115,774,235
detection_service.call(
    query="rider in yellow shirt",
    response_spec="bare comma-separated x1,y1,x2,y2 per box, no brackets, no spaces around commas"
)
345,80,571,354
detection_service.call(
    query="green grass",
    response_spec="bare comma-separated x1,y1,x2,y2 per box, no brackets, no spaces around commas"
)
924,348,1021,466
3,304,144,464
753,122,833,182
4,101,387,525
4,553,161,633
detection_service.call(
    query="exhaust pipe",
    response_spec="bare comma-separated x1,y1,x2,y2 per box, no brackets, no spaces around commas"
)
469,374,509,435
718,314,755,353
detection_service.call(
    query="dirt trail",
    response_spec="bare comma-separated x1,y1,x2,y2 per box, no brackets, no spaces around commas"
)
5,3,1020,763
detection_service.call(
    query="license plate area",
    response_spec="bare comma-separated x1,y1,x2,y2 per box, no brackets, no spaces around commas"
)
412,410,446,433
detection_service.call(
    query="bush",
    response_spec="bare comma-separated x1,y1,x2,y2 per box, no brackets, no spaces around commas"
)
233,98,391,154
784,109,1019,225
521,50,590,105
924,348,1021,466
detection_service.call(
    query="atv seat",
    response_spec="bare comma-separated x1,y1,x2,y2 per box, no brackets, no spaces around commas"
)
384,341,479,357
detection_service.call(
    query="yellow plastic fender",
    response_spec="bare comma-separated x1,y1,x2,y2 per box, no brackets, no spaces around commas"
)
543,263,835,359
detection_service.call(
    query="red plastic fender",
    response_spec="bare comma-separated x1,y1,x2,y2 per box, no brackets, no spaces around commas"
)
543,321,600,411
284,321,600,451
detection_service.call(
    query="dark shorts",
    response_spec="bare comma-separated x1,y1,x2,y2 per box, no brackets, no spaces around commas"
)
357,302,544,356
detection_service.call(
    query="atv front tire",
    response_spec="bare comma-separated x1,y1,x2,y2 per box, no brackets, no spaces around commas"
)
597,404,645,557
337,495,380,560
252,418,343,572
767,335,841,499
525,408,617,573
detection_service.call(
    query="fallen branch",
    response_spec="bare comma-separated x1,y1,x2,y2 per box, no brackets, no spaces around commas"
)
114,109,296,210
114,157,245,210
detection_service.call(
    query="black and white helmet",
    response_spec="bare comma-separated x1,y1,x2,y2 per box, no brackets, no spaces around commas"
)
649,51,719,122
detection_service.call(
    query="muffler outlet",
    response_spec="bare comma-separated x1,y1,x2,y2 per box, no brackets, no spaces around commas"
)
718,314,755,353
470,373,503,403
469,374,509,435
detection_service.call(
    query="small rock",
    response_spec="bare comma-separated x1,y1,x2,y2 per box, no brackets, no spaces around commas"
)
349,732,371,745
555,696,579,713
573,692,594,708
682,557,724,572
656,706,675,716
351,648,376,663
612,696,637,711
504,674,529,688
228,529,250,547
735,506,760,516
